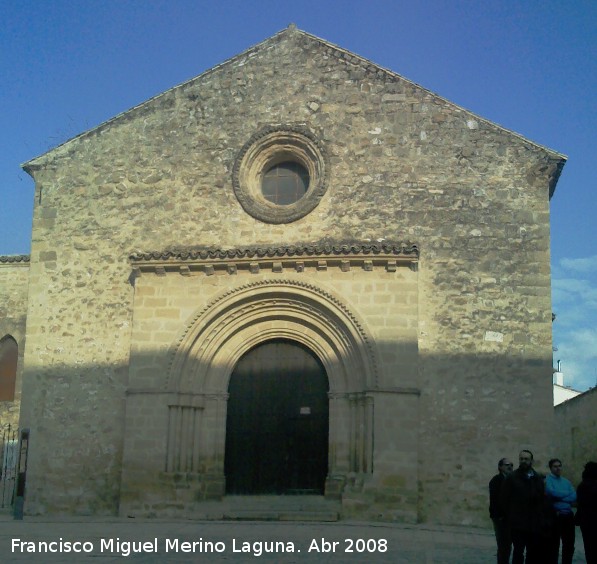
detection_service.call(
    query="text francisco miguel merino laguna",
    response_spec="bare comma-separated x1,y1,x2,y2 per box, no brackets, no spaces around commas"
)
11,537,389,556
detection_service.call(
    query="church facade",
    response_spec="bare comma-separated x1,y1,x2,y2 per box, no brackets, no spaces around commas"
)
2,27,565,525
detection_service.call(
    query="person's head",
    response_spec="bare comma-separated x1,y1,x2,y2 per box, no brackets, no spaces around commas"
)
582,461,597,481
518,450,534,471
549,458,563,477
498,458,513,476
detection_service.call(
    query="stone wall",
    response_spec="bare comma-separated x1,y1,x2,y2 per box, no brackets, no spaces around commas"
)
554,388,597,485
0,257,29,431
19,27,563,524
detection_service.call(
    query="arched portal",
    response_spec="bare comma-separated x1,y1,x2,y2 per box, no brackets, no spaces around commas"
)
225,339,329,495
163,280,379,500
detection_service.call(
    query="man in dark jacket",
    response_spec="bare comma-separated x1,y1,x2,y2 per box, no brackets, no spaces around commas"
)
489,457,514,564
501,449,546,564
576,461,597,564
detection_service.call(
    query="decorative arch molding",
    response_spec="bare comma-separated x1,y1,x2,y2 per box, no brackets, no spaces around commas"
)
159,279,378,495
166,278,380,394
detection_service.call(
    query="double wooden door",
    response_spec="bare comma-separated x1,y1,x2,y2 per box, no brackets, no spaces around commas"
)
225,339,329,495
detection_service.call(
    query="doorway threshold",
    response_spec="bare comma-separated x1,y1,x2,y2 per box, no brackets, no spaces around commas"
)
218,495,340,522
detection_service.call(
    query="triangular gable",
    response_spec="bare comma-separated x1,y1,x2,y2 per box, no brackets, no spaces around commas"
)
23,24,566,182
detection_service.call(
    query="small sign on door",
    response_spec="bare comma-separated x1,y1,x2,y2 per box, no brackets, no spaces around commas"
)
300,407,311,415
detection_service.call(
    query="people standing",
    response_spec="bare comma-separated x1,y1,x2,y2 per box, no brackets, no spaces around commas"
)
545,458,576,563
501,449,546,564
489,457,514,564
576,461,597,564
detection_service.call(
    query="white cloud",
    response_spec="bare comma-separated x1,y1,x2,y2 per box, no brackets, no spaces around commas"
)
553,329,597,391
552,256,597,391
552,278,597,313
560,255,597,273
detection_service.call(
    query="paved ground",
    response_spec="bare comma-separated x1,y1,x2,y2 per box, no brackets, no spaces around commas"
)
0,515,588,563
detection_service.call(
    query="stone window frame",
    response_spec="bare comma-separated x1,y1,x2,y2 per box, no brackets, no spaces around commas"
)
232,125,329,224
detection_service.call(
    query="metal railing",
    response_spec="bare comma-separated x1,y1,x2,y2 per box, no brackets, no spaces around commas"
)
0,424,18,508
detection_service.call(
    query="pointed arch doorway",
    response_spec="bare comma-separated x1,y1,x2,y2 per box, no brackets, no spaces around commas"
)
225,339,329,495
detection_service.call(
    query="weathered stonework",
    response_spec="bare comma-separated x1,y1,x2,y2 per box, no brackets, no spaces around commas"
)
16,26,565,525
0,257,29,430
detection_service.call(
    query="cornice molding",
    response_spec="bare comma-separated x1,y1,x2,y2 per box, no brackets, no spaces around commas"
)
129,242,419,277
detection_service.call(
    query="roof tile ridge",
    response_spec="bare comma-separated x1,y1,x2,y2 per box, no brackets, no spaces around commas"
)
129,241,419,262
0,255,31,263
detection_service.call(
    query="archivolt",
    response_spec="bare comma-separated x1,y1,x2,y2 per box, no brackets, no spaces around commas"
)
166,279,379,393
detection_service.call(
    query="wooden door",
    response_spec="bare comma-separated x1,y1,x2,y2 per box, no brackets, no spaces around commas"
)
225,339,329,495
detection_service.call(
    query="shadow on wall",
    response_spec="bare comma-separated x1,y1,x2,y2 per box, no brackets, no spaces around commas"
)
554,387,597,486
15,345,558,526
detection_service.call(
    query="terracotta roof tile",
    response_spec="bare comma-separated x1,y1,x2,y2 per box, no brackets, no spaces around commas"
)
130,242,419,262
0,255,30,264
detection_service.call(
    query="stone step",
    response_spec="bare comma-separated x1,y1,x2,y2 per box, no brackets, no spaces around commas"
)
222,510,339,522
198,495,341,522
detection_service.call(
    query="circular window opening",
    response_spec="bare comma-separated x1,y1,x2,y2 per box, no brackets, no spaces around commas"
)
233,125,328,224
262,161,309,206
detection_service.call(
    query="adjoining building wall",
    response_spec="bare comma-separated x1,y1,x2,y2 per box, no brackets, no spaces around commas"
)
18,27,563,525
0,257,30,431
554,388,597,485
553,382,581,406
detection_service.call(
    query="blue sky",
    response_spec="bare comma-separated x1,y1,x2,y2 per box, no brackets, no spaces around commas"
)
1,1,596,391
